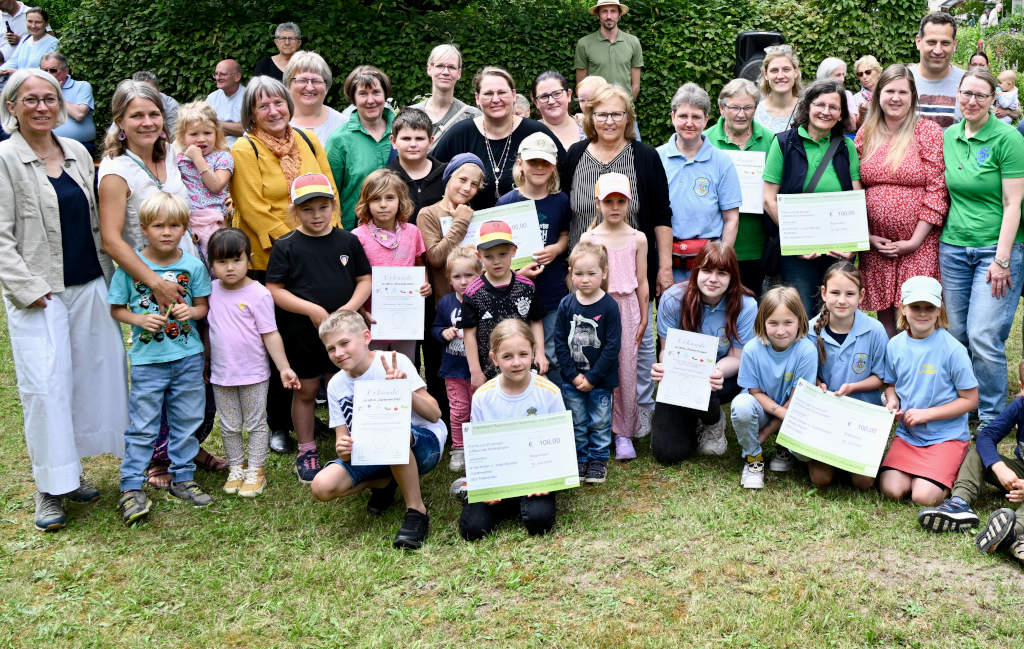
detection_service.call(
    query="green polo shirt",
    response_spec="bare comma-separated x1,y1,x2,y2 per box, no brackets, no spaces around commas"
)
704,117,774,261
574,30,643,92
325,108,396,230
941,115,1024,248
763,126,860,192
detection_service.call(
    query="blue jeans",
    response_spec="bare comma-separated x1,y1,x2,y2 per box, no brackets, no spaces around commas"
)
541,309,561,389
779,255,832,317
729,392,770,460
939,242,1024,423
562,384,612,462
636,303,655,409
120,353,206,491
329,425,441,485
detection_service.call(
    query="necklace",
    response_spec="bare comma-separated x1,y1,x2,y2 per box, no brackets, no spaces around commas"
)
482,121,514,201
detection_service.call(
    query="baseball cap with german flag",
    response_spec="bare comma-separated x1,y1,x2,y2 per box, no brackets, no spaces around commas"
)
477,220,516,250
290,173,335,205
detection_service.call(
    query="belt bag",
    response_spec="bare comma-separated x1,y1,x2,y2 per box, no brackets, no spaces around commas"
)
672,238,710,269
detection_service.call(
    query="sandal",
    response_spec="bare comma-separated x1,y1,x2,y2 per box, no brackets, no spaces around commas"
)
146,463,172,489
195,448,228,472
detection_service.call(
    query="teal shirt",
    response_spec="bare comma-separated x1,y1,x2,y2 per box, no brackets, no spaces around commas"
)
763,126,860,192
325,108,396,230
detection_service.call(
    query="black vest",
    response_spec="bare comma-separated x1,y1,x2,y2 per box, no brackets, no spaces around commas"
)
775,127,854,195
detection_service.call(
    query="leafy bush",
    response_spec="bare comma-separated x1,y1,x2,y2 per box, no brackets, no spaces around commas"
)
59,0,923,145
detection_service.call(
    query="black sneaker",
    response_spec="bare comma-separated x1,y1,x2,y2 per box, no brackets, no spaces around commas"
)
65,477,100,504
393,508,429,550
977,508,1017,554
584,460,607,484
366,479,398,516
578,462,587,479
313,417,333,441
168,481,213,507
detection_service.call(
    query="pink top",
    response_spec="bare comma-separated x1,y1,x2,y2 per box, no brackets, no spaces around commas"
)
207,280,279,386
353,221,427,311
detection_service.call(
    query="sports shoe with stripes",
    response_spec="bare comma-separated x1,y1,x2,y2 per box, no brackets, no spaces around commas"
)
917,496,979,533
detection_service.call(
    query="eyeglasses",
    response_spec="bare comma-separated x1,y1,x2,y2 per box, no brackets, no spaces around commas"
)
274,36,300,43
211,73,237,79
722,103,755,114
810,101,841,114
17,95,58,108
593,111,627,123
431,63,459,73
536,89,566,103
41,67,60,75
292,76,326,87
479,90,511,100
959,89,992,102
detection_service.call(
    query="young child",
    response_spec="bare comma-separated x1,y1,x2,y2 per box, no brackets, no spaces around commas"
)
462,221,548,388
431,246,482,472
386,107,445,223
805,261,888,489
579,172,648,461
206,228,301,497
266,174,371,484
312,310,445,550
174,101,233,258
108,192,213,524
996,70,1019,124
554,241,621,484
497,132,571,388
730,286,817,490
352,168,432,361
879,276,978,507
459,319,565,541
918,359,1024,563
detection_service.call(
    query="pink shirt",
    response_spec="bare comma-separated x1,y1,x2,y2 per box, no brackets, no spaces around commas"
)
353,222,427,311
208,280,278,386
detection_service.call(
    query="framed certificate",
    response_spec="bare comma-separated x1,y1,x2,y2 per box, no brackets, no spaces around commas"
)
439,200,545,270
777,190,869,256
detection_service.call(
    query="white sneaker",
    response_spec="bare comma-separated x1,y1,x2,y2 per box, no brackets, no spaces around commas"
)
741,461,765,489
697,417,727,456
768,447,795,472
448,448,465,472
636,406,653,438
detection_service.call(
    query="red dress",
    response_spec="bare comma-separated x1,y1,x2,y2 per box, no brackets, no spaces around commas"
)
855,119,947,311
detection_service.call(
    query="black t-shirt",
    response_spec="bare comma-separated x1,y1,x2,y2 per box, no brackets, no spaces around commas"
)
387,156,445,225
825,325,848,346
461,273,545,377
50,170,103,287
253,56,284,81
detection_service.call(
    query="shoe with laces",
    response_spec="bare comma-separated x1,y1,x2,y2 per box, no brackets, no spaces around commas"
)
697,417,728,456
65,476,100,504
34,491,65,531
294,450,322,484
614,434,637,461
393,508,429,550
917,496,979,533
449,448,465,472
768,447,795,472
118,489,152,525
636,407,653,438
168,480,213,507
223,465,245,494
584,460,607,484
976,508,1017,554
741,461,765,489
1009,534,1024,563
237,468,266,498
367,478,398,516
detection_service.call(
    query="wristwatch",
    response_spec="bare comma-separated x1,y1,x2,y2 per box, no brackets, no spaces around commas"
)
995,257,1011,269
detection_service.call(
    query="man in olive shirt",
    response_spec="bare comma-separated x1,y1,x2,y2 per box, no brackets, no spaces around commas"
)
574,0,643,100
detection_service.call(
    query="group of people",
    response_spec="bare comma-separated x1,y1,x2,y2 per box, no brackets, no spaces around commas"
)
3,5,1024,560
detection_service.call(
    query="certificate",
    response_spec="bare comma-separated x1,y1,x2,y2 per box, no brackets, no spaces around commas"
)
439,200,545,270
777,378,895,477
370,266,424,341
655,328,719,411
721,149,765,214
777,190,869,256
463,411,580,503
350,379,412,466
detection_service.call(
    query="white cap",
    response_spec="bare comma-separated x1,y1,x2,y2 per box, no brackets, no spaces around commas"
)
900,276,942,307
518,132,558,165
594,172,632,200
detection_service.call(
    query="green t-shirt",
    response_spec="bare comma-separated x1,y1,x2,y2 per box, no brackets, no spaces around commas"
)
325,108,396,231
573,30,643,93
941,115,1024,247
763,126,860,192
704,117,774,261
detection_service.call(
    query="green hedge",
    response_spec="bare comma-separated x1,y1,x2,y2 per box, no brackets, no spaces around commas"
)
59,0,924,146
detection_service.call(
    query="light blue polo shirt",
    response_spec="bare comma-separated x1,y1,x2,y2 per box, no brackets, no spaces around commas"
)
883,328,977,446
206,84,246,147
807,310,888,405
657,282,756,360
53,76,95,144
656,134,743,240
738,336,818,405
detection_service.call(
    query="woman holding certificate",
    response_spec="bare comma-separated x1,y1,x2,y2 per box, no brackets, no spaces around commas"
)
762,78,862,317
938,67,1024,430
855,65,947,338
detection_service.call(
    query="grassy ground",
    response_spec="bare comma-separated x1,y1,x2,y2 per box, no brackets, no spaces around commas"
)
2,311,1024,649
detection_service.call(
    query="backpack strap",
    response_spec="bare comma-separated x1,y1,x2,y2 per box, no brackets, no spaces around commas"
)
243,129,316,160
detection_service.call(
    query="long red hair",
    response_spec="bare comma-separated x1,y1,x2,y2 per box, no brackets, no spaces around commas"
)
678,242,754,344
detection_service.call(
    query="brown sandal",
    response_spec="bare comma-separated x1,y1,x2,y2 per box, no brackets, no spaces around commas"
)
195,448,228,472
146,463,172,489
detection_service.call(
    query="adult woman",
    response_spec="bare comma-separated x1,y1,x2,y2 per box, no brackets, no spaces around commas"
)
940,67,1024,427
969,51,989,69
325,65,395,229
285,51,345,145
560,83,672,437
0,69,127,530
649,243,756,464
704,78,774,296
762,79,862,316
531,70,584,149
231,76,339,453
0,8,56,80
433,66,565,209
410,44,480,142
254,22,301,82
817,57,858,133
754,44,801,134
656,83,741,282
855,65,946,337
851,55,882,128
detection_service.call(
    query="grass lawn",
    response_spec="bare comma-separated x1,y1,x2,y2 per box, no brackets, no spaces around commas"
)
2,308,1024,649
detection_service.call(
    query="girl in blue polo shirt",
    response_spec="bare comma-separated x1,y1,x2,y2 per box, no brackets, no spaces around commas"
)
805,262,888,489
880,276,978,507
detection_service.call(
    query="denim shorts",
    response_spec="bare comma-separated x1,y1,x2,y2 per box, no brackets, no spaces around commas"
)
329,425,441,486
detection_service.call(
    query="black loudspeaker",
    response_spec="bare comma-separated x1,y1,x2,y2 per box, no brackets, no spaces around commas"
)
735,31,785,81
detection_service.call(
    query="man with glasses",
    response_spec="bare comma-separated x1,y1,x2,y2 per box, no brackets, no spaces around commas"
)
205,59,245,146
910,12,963,129
39,52,95,156
574,0,643,101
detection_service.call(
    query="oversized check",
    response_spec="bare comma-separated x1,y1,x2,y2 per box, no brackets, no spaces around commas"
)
463,411,580,503
777,378,894,477
369,266,424,341
655,328,719,411
350,379,412,466
721,149,765,214
777,189,869,256
439,200,545,269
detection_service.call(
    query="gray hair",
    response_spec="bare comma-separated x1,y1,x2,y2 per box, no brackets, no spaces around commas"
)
0,68,67,133
427,44,462,68
283,50,333,92
241,75,293,132
39,51,68,70
670,82,711,116
132,70,159,87
816,57,847,81
275,22,301,38
718,78,760,106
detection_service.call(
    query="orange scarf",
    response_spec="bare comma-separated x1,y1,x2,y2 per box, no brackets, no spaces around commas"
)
251,126,301,188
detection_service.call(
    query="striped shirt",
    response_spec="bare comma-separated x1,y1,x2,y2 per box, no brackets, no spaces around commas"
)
569,141,640,249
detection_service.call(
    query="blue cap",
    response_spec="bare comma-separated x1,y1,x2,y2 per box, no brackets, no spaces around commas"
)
442,153,487,185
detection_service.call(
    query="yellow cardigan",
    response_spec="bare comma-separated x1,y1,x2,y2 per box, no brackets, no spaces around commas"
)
229,129,341,270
